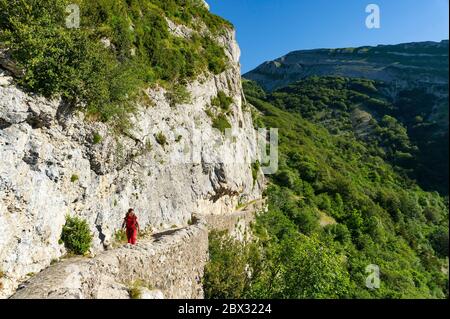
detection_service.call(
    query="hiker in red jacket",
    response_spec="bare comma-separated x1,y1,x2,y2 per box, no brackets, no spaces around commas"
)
122,208,140,245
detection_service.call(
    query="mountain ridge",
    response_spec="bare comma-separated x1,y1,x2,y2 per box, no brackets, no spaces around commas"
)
243,40,449,195
244,40,449,92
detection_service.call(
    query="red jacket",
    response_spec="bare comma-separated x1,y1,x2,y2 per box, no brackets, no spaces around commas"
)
125,214,138,230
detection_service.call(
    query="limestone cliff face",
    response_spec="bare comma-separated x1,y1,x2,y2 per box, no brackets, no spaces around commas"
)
0,23,264,297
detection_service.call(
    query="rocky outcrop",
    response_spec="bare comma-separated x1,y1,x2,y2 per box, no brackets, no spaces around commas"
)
201,0,210,10
0,49,23,78
0,25,264,297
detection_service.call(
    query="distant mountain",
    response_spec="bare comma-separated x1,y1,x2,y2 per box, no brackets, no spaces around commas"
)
244,40,449,92
244,40,449,194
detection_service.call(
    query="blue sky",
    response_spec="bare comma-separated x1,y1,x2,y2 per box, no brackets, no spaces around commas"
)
207,0,450,73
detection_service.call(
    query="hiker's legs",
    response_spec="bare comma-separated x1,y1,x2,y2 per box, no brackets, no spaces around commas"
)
130,229,137,245
126,228,133,244
127,228,137,244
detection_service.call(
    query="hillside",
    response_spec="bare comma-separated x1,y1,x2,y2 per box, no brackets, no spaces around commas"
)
203,80,449,299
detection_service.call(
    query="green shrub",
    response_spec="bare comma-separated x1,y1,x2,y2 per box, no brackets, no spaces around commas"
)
201,36,228,74
279,235,351,299
155,132,168,147
290,207,320,235
165,84,192,107
423,206,441,223
324,223,351,244
274,170,296,188
70,174,79,183
127,279,155,299
431,228,449,258
211,91,233,111
203,231,262,299
212,114,231,134
60,215,92,255
128,285,142,299
114,229,127,244
93,133,102,144
205,108,214,119
251,161,260,184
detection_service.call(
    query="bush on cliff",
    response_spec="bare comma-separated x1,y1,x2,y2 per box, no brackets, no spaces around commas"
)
0,0,230,130
212,114,232,134
212,91,234,111
60,215,92,255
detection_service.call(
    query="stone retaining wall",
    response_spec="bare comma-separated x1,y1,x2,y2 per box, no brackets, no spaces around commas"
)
11,218,208,299
10,201,267,299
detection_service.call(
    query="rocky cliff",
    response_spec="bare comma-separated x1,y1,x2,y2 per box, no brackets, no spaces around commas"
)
0,14,264,297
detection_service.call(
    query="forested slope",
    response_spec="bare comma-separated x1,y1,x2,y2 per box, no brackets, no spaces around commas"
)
203,79,449,299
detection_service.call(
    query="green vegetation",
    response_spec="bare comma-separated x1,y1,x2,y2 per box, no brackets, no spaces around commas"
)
203,80,449,299
251,161,260,185
70,174,79,183
261,76,448,194
50,258,59,265
203,230,260,299
212,91,233,111
0,0,230,130
208,91,234,134
155,132,168,147
128,284,142,299
60,215,92,255
144,140,153,153
114,229,127,244
205,108,214,119
212,114,232,134
93,132,102,144
127,279,154,299
165,84,192,107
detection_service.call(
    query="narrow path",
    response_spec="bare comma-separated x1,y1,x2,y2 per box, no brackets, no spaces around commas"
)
11,219,208,299
10,199,267,299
